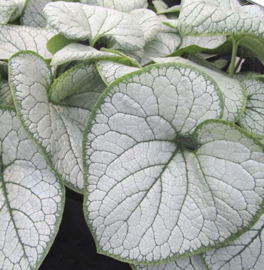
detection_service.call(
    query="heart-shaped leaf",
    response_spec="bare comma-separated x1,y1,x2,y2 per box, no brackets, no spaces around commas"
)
84,63,233,263
44,2,145,57
0,25,56,60
9,51,106,192
0,107,64,270
80,0,148,12
238,77,264,138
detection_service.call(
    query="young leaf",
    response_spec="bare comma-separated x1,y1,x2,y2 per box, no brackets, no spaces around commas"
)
0,107,64,270
0,25,56,60
152,57,246,123
238,77,264,138
80,0,148,12
204,214,264,270
96,61,139,85
9,52,106,193
0,80,13,106
44,2,145,56
51,44,139,67
179,0,264,39
0,1,17,25
132,255,205,270
21,0,51,28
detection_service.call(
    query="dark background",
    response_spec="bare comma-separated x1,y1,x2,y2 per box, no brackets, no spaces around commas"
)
39,0,264,269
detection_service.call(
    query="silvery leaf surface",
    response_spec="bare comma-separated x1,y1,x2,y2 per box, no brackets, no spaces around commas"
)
9,52,106,193
238,77,264,138
0,1,17,24
141,32,181,65
0,25,56,60
130,9,162,44
132,255,205,270
44,2,145,57
51,44,139,67
84,62,264,264
96,61,139,85
21,0,51,28
80,0,148,12
9,0,27,21
152,57,246,122
178,0,264,39
204,213,264,270
0,107,64,270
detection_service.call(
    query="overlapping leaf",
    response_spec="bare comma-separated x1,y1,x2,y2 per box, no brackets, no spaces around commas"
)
130,9,162,45
141,32,181,66
44,2,145,57
179,0,264,39
171,36,226,57
152,57,246,122
84,63,264,263
50,44,139,67
204,214,264,270
8,0,27,21
133,255,205,270
0,25,56,60
80,0,148,12
238,77,264,138
0,107,64,270
96,61,139,85
9,52,106,192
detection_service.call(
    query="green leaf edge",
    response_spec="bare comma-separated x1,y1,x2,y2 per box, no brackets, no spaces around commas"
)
0,103,66,270
162,56,247,123
82,62,229,265
8,50,83,194
84,89,264,265
238,76,264,139
129,254,206,270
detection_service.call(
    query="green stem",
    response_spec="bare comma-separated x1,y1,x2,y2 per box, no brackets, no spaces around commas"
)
229,36,239,78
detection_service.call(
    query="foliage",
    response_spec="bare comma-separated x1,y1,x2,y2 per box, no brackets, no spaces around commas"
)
1,0,264,269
